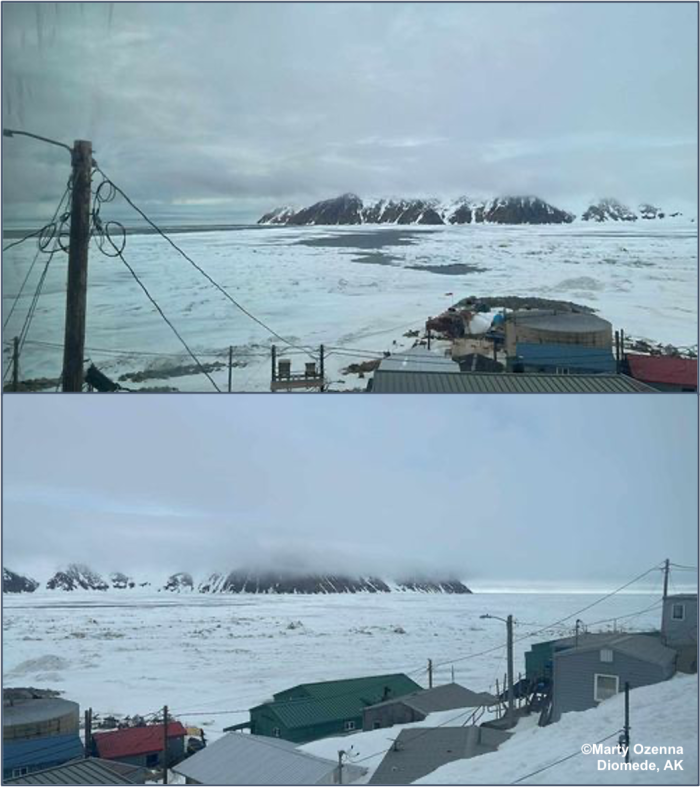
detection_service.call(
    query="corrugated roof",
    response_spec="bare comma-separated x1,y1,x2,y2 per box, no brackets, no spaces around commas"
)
366,683,498,715
172,733,366,785
555,634,677,667
377,347,459,373
514,343,616,373
626,355,698,388
370,370,653,393
93,723,186,760
368,726,511,785
262,674,422,729
2,735,84,771
5,757,142,785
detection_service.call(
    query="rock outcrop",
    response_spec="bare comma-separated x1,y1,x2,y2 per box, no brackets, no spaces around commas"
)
46,564,109,591
582,199,637,222
162,572,194,592
3,568,39,594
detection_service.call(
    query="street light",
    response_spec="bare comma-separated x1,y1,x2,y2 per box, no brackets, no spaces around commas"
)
481,613,515,728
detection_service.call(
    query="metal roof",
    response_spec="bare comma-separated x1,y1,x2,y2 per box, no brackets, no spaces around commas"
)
93,722,186,760
368,726,511,785
2,734,84,771
261,674,422,729
5,757,142,785
370,370,653,393
3,699,79,727
377,347,459,373
555,634,677,668
365,683,498,715
172,733,366,785
513,343,617,373
508,311,611,333
626,354,698,388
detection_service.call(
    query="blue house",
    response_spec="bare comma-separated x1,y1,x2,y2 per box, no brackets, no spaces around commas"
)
509,343,617,375
2,733,84,780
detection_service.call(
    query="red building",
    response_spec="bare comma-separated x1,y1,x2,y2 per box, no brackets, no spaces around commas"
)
625,355,698,392
93,722,186,770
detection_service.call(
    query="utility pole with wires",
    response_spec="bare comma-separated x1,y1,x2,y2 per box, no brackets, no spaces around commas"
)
11,336,19,392
428,659,433,689
663,558,670,600
62,139,93,392
162,705,169,785
84,708,92,758
481,613,515,728
228,345,234,393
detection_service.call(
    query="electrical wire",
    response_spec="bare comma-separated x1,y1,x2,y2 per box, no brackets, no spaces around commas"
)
109,247,221,392
93,165,317,360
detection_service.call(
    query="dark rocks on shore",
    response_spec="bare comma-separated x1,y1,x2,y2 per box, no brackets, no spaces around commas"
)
3,568,39,594
46,564,109,591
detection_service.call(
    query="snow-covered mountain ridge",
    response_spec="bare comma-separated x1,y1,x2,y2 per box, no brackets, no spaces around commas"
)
2,565,472,595
258,194,686,226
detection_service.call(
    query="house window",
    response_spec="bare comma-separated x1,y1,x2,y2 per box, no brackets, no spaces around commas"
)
672,604,685,621
594,674,619,702
11,768,29,778
555,367,570,375
600,648,614,663
344,721,356,732
373,721,382,730
146,753,160,769
272,727,281,738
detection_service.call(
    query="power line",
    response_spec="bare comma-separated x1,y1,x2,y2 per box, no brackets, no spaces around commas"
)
93,166,317,360
511,730,622,784
109,247,221,392
2,227,44,253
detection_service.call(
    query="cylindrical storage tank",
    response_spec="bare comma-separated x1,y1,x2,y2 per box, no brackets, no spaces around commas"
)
505,311,612,355
2,698,80,741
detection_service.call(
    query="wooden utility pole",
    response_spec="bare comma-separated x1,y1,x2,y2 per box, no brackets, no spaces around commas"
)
427,326,432,351
428,659,433,689
337,750,345,785
84,708,92,758
162,705,169,784
506,614,514,729
11,336,19,391
228,345,233,393
319,344,325,392
62,139,92,392
271,344,277,385
663,558,670,600
623,682,630,763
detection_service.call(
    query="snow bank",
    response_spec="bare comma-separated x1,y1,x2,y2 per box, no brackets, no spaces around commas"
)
416,674,697,785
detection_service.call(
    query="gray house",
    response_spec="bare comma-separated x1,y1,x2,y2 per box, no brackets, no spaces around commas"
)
368,726,511,784
172,733,366,785
551,634,676,722
661,593,697,673
362,683,497,731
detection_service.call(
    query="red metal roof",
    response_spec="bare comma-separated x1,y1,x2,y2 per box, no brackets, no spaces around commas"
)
94,723,186,760
627,355,698,389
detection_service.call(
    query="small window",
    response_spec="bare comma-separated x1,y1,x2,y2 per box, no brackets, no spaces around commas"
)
555,367,570,376
672,603,685,621
594,674,619,702
344,720,356,732
146,753,160,768
373,721,382,730
600,648,614,663
12,768,29,778
272,727,281,738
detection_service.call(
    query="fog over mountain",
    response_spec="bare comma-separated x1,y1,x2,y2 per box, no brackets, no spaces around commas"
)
3,397,696,592
1,3,697,223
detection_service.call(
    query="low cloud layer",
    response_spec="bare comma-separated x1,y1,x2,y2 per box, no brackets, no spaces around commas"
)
3,396,697,591
2,3,697,222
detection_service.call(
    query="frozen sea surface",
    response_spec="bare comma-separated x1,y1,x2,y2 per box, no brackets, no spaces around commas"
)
2,223,697,391
2,591,665,739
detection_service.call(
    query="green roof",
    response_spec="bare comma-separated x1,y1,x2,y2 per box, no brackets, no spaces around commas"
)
255,674,422,729
370,370,654,394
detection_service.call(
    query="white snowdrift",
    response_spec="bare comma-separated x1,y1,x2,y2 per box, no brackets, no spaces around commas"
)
416,674,698,785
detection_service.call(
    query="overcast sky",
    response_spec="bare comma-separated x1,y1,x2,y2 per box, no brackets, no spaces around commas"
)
2,395,697,591
1,2,697,222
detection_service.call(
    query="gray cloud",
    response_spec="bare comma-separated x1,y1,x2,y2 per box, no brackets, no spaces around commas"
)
2,2,697,222
2,396,697,590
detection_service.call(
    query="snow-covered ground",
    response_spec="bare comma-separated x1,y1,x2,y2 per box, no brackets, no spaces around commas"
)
2,591,672,740
2,222,697,391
